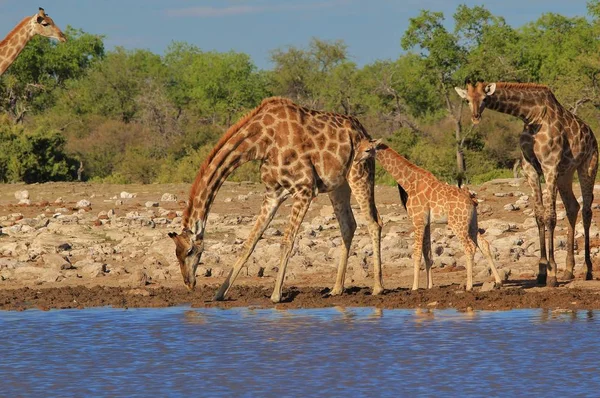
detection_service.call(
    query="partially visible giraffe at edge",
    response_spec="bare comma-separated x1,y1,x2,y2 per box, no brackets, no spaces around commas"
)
455,82,598,287
355,139,503,291
168,97,384,303
0,7,66,76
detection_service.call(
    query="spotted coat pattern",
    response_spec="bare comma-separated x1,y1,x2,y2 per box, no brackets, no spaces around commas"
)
170,97,384,303
456,82,598,286
356,140,502,291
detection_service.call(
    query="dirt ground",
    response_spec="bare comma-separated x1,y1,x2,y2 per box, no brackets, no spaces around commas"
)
1,179,600,311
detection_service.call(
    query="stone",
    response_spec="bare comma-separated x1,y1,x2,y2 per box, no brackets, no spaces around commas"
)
480,281,497,292
145,201,159,208
76,199,91,209
18,199,31,206
120,191,136,199
42,253,73,270
131,269,150,286
160,193,178,202
14,190,29,200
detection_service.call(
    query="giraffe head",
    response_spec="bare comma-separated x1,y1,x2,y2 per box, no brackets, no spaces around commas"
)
168,229,204,290
454,82,496,125
30,8,67,43
354,138,384,162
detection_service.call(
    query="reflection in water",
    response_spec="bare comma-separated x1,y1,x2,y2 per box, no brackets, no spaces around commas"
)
1,307,599,396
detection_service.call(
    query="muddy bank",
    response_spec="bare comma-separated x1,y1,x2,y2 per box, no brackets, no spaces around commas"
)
3,280,600,311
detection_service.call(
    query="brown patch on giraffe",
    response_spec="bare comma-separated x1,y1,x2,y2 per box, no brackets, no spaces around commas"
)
262,113,275,126
281,148,299,166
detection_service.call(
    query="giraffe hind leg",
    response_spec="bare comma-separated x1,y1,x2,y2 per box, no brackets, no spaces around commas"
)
328,183,356,296
578,151,598,281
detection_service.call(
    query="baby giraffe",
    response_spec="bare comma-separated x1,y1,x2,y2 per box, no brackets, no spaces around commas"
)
355,139,503,291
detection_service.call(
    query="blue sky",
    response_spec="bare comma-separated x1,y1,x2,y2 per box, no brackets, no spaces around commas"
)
0,0,592,69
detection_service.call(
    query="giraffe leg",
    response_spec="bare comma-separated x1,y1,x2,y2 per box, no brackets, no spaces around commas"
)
348,166,384,295
422,223,434,289
214,188,286,301
271,188,314,303
477,233,503,286
542,170,559,287
578,152,598,280
411,218,426,291
557,172,579,281
328,182,357,296
458,234,477,291
522,158,549,285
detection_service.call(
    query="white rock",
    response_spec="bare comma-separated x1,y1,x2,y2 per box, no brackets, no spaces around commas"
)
120,191,136,199
145,201,159,208
14,190,29,200
18,199,31,205
76,199,91,208
160,193,177,202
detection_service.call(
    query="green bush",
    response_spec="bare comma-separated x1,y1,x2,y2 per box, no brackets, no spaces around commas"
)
0,123,76,183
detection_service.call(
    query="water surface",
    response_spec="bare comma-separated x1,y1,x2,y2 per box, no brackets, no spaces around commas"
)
1,307,598,397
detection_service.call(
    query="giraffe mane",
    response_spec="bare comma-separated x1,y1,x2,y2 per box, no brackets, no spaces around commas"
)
183,97,294,225
0,17,30,48
493,82,550,91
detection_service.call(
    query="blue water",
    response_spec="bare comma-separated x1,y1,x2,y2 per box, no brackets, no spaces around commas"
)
0,307,598,397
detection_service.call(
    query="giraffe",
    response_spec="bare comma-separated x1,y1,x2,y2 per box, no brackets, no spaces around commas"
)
455,82,598,287
0,7,66,76
354,139,503,291
168,97,384,303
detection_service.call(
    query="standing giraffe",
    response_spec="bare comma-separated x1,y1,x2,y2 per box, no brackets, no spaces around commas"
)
355,139,502,291
455,82,598,286
168,97,383,303
0,7,66,76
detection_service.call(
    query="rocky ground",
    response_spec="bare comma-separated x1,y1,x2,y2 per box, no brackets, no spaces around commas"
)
1,178,600,311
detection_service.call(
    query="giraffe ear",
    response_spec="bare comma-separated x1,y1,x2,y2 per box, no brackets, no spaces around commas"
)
484,83,496,96
370,139,384,150
455,87,468,99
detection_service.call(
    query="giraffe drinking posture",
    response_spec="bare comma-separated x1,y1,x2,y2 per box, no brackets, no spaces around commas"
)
455,82,598,286
0,8,66,76
355,139,502,291
169,97,384,303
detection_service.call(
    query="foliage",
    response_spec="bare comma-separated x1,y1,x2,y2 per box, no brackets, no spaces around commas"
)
2,4,600,185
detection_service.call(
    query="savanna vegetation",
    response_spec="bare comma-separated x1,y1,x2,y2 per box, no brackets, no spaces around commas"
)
2,3,600,185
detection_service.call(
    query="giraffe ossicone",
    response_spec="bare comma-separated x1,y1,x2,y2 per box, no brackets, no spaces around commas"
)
169,97,384,303
355,139,503,291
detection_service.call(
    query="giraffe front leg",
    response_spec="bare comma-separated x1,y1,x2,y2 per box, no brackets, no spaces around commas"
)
411,220,425,291
477,233,503,287
271,188,313,303
557,172,579,281
328,183,356,296
214,188,286,301
543,171,559,287
348,166,384,296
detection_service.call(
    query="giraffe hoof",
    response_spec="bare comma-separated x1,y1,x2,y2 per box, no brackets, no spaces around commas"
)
372,286,384,296
536,274,547,286
547,276,558,287
270,294,282,303
329,288,343,296
586,272,593,281
562,271,575,281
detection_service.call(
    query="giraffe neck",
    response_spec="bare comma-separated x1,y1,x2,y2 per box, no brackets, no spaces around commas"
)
183,123,267,239
375,144,424,194
486,83,557,123
0,16,35,76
